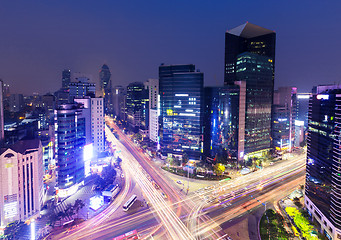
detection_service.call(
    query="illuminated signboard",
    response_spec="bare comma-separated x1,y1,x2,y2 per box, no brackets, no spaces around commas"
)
4,202,17,219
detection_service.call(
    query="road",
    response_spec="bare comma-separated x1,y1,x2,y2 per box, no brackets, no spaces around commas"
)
49,117,306,240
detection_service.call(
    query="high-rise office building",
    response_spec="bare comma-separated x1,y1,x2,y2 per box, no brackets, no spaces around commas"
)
54,103,86,197
145,79,159,143
74,97,105,157
272,87,297,151
224,23,275,158
305,85,341,239
126,82,148,131
68,76,96,100
0,139,44,230
62,69,71,88
113,86,125,119
99,64,113,114
9,94,24,112
203,82,246,163
159,64,203,160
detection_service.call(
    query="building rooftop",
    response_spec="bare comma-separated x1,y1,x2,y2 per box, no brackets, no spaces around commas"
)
6,139,41,155
227,22,274,38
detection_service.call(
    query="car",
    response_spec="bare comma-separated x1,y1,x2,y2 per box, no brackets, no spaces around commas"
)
269,162,274,166
176,180,182,184
161,192,168,199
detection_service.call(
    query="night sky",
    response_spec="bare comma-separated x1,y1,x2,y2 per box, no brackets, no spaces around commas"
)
1,1,341,95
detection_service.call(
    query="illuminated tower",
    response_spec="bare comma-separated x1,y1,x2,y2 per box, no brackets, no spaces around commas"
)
224,23,276,157
99,64,113,114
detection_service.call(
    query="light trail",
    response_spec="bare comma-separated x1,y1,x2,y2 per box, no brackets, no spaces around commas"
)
106,125,195,240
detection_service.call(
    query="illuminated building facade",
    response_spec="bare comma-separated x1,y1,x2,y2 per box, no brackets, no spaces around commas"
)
159,64,203,160
99,64,113,114
235,53,273,155
145,79,159,143
224,22,275,157
113,85,125,119
203,82,246,163
68,77,96,100
0,139,44,230
272,87,297,151
54,103,85,196
126,82,149,131
62,69,71,88
305,86,341,239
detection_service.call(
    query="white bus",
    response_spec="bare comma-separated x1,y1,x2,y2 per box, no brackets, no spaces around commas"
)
123,194,137,211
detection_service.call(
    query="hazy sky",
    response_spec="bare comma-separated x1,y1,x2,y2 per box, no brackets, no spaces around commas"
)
1,1,341,95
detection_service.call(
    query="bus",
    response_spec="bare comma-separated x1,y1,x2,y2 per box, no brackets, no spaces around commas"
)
123,195,137,211
102,184,120,202
113,229,139,240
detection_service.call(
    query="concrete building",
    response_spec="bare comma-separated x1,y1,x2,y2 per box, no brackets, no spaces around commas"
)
145,79,159,143
74,97,105,157
0,139,44,231
9,94,24,112
69,75,96,100
113,86,125,119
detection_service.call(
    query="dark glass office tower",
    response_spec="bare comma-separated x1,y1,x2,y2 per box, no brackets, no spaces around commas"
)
126,82,148,131
62,69,71,88
224,23,275,157
100,64,113,114
224,22,276,84
203,85,242,163
159,64,203,160
305,86,341,239
235,52,273,155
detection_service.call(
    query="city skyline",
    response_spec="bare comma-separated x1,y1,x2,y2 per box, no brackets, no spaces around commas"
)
1,1,341,94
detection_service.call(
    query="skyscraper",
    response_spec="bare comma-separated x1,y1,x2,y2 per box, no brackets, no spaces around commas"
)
159,64,203,160
0,139,44,229
272,87,297,152
203,82,246,163
99,64,113,114
62,69,71,88
54,103,86,197
145,79,159,143
224,23,276,157
113,85,125,119
126,82,148,131
305,85,341,239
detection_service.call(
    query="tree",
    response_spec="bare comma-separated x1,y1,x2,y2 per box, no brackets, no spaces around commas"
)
213,163,225,176
182,153,189,166
4,221,25,239
101,165,117,186
74,199,85,218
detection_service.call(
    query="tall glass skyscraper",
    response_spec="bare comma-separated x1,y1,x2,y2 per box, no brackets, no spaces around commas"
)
99,64,113,114
159,64,203,160
55,103,86,197
126,82,148,131
62,69,71,88
203,86,241,162
224,23,275,157
305,86,341,240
